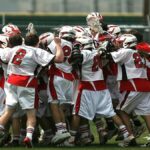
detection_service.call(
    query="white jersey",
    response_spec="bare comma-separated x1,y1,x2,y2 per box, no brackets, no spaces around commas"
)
6,45,55,76
85,28,99,49
85,27,98,40
110,48,150,92
111,48,147,81
48,39,73,73
47,39,74,103
73,49,115,119
81,50,104,81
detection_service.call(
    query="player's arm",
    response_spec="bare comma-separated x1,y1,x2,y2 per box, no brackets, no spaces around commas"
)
53,37,64,63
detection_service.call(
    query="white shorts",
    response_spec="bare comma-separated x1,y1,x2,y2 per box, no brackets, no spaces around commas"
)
5,82,37,110
47,76,73,104
117,91,150,115
73,89,116,120
0,87,6,116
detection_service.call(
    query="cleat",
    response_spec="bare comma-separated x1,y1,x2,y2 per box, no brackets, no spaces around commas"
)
23,137,33,148
57,136,75,147
51,131,71,144
118,135,137,147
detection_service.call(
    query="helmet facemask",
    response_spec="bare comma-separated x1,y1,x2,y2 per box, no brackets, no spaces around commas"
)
87,17,104,34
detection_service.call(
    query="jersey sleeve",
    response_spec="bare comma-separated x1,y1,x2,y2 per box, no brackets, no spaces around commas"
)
82,50,92,64
47,41,56,54
0,48,13,63
110,48,131,63
145,58,150,68
33,48,55,66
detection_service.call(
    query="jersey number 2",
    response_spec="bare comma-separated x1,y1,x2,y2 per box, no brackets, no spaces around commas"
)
12,49,26,65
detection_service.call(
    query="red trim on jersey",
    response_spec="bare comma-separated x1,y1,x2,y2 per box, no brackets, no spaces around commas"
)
49,74,58,100
7,74,39,109
120,78,150,92
7,74,38,88
48,65,75,81
98,33,112,42
72,70,80,80
75,89,82,114
79,80,107,91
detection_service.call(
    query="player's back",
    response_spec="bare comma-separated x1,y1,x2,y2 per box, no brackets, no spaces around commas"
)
81,49,104,81
8,45,52,76
48,39,73,73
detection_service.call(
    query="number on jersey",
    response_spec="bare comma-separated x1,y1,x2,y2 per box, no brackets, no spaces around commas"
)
12,49,26,65
133,52,143,68
92,55,102,72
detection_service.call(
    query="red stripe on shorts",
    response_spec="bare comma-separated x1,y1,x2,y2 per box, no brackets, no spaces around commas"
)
49,75,58,100
75,89,82,114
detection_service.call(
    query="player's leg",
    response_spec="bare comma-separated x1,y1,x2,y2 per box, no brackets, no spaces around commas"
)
48,77,72,144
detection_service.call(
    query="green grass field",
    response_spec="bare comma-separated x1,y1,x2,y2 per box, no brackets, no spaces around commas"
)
0,121,149,150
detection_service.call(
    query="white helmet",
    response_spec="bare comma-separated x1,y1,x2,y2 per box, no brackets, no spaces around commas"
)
86,12,103,24
76,36,93,50
86,13,104,34
115,34,137,48
59,26,75,40
73,26,89,38
2,23,21,36
0,34,9,48
39,32,54,49
107,24,121,36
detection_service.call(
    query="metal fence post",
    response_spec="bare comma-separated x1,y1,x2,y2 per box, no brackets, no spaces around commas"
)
94,0,99,12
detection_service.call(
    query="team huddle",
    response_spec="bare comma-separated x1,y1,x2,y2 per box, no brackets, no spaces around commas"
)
0,12,150,148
